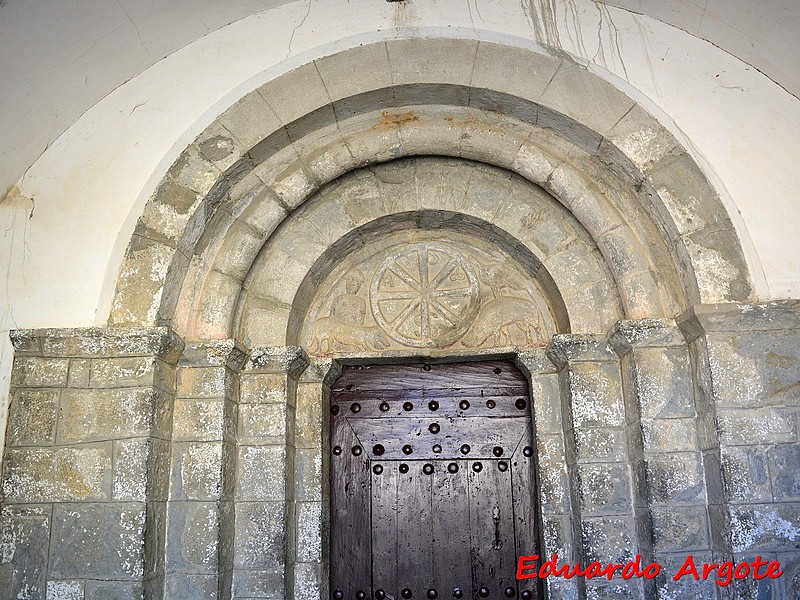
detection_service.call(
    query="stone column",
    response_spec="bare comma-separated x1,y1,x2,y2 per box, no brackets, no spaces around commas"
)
547,334,648,599
291,357,340,600
233,347,308,600
516,349,580,600
165,340,246,599
680,302,800,598
1,327,182,600
610,319,717,599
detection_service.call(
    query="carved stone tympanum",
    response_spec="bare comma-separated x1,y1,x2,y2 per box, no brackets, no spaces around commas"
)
302,232,553,353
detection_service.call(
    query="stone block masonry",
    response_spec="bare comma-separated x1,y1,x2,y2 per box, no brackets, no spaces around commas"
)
1,328,182,600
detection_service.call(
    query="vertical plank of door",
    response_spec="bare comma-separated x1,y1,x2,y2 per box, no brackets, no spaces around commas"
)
372,462,398,598
468,460,517,599
397,462,433,595
331,420,371,597
512,427,540,600
432,460,471,598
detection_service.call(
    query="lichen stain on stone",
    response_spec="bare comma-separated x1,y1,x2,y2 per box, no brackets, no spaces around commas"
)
117,509,145,577
46,579,84,600
730,509,800,552
374,111,419,129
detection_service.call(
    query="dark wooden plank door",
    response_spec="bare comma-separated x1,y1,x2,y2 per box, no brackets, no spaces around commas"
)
330,360,542,600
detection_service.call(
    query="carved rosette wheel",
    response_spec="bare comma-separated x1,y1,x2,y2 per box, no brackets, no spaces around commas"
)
370,242,481,348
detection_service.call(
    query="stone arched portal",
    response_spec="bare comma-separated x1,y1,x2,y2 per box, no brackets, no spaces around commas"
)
4,38,799,600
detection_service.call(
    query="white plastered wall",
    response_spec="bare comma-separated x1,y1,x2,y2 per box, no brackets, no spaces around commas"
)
1,0,800,449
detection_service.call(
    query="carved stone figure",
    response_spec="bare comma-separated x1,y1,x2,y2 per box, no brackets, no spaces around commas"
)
310,270,390,352
461,295,544,347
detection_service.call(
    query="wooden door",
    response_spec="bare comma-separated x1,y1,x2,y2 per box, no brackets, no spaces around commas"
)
330,360,542,600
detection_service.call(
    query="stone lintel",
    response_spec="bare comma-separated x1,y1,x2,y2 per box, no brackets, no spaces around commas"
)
678,301,800,341
608,319,683,355
245,346,309,377
179,339,247,370
546,333,616,368
9,327,184,362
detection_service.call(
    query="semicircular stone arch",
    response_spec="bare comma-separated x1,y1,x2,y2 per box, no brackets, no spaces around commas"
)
234,157,621,351
109,38,755,334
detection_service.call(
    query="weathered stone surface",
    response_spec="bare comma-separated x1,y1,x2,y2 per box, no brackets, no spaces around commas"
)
581,516,636,564
113,438,151,501
6,389,59,446
3,446,111,503
716,407,795,445
645,453,706,504
231,567,285,598
177,366,231,399
640,418,697,453
650,506,710,552
50,503,146,580
294,384,322,449
295,502,322,563
728,503,800,552
165,502,220,574
578,463,632,514
164,572,218,600
604,104,681,175
573,428,626,463
173,399,228,441
236,446,287,501
11,327,183,360
239,404,287,444
294,449,322,503
631,347,694,419
89,356,158,389
45,580,83,600
85,580,146,600
0,505,50,600
537,435,571,514
245,347,308,378
240,373,288,405
721,445,773,503
769,444,800,501
58,388,160,443
170,443,226,501
232,502,286,569
11,357,69,387
293,561,322,600
564,362,625,429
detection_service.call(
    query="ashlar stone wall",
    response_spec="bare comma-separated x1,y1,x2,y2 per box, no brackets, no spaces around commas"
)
2,305,800,600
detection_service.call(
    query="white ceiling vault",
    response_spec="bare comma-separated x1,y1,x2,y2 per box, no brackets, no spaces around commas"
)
0,0,797,202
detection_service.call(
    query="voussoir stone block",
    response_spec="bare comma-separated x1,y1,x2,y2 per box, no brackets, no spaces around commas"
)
315,42,392,101
258,63,331,127
387,38,477,87
540,62,635,138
